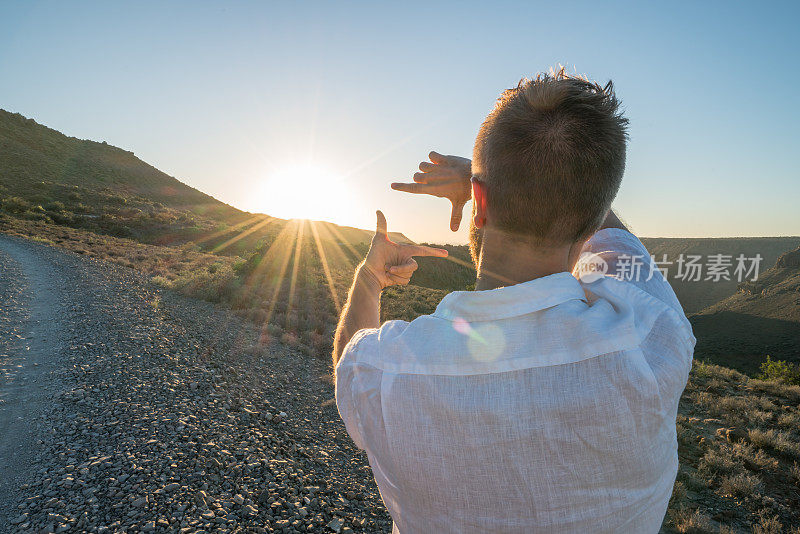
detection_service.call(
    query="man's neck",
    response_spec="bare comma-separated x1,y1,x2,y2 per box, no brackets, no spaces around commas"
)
474,228,580,291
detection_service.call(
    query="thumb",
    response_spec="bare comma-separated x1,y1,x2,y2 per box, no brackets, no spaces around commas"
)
449,200,466,232
376,210,388,237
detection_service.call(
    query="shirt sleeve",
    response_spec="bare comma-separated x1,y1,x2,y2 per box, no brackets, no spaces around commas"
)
576,228,684,313
334,328,379,450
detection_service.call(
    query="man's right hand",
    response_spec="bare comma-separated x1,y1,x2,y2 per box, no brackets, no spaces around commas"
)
391,151,472,231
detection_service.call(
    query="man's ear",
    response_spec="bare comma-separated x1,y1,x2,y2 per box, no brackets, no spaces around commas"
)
471,177,488,229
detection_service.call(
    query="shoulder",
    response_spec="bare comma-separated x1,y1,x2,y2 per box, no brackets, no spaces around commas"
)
336,319,412,367
582,275,696,353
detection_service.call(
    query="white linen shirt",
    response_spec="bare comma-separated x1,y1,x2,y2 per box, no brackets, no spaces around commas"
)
335,229,695,534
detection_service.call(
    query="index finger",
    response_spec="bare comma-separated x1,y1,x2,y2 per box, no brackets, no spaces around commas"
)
429,151,447,164
403,244,449,258
391,182,430,194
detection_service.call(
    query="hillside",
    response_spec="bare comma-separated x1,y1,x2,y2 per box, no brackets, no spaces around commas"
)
691,245,800,374
0,109,239,211
0,109,405,253
642,237,800,314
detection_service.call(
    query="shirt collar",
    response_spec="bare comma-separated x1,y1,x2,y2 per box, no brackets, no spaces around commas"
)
432,271,587,322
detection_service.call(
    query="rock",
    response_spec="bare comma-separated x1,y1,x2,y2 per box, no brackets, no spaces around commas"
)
243,504,258,515
257,490,271,505
776,246,800,268
725,427,748,443
141,520,156,532
164,482,180,492
715,426,748,443
328,517,344,533
233,494,245,505
132,496,148,508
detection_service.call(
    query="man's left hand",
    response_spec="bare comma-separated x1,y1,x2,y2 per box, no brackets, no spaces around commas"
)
361,210,449,289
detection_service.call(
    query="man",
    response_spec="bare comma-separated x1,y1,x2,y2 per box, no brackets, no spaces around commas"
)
332,69,695,533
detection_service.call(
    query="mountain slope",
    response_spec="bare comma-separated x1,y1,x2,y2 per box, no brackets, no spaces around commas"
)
691,245,800,373
641,237,800,314
0,109,241,217
0,109,407,249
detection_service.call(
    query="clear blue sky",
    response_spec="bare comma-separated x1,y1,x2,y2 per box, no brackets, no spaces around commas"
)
1,1,798,244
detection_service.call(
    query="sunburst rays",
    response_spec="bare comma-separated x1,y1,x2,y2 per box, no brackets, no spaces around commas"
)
211,216,277,253
309,220,343,313
192,214,265,247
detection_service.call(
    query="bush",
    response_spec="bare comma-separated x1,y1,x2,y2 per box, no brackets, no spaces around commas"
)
170,264,240,303
757,356,800,385
49,211,76,225
70,203,91,214
718,472,761,498
22,210,51,222
1,196,31,214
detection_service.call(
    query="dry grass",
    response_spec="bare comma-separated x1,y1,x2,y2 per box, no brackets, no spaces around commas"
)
0,216,235,281
664,361,800,532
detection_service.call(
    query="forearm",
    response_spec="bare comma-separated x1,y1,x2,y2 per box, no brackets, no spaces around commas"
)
332,263,382,368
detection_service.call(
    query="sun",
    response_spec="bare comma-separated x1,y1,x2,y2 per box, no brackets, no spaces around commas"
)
257,163,352,223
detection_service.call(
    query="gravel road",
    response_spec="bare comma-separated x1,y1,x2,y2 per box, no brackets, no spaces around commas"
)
0,235,391,534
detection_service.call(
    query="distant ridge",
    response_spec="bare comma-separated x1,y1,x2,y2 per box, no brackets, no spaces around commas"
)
642,236,800,313
691,244,800,372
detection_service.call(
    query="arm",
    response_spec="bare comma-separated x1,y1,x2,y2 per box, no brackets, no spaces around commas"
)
332,265,381,367
332,211,448,368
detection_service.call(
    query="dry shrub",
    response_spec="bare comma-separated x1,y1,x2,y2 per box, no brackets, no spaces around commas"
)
776,411,800,429
748,428,800,459
730,442,777,470
718,472,760,498
791,462,800,487
752,512,783,534
667,505,715,533
280,332,300,347
699,446,740,476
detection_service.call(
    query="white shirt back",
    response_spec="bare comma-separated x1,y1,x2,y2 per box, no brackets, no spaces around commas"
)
335,229,695,533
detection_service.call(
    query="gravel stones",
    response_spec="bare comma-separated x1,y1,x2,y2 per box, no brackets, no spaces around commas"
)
0,236,393,532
